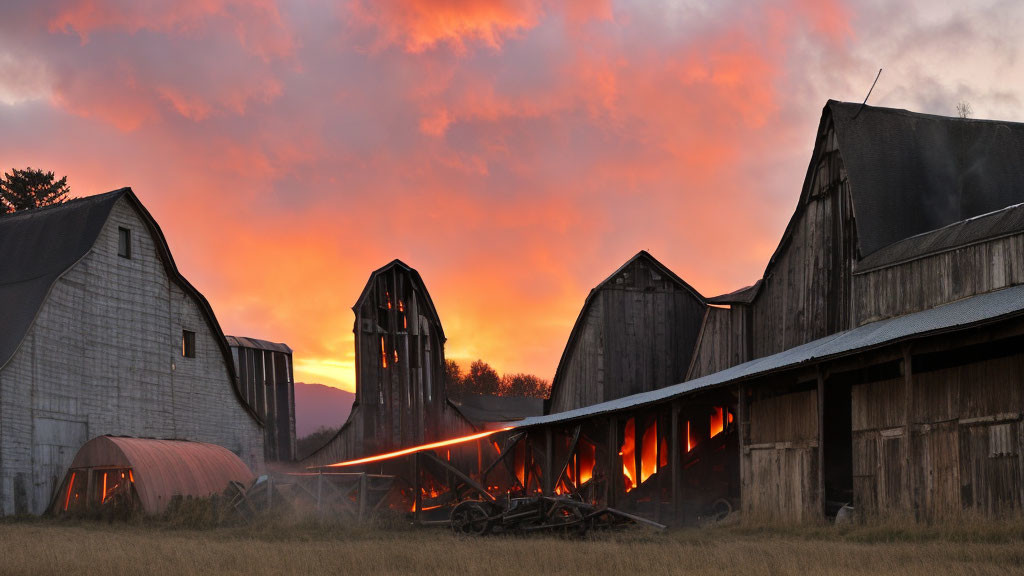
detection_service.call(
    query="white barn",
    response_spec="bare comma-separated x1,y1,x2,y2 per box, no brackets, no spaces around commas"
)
0,188,264,514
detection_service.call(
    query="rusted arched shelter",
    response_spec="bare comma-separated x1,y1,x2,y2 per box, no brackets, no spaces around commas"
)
52,436,254,515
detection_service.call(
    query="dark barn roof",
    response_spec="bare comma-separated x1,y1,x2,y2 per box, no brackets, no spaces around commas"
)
706,280,762,305
0,189,260,421
857,201,1024,271
451,393,544,429
226,335,293,354
0,190,122,370
828,100,1024,257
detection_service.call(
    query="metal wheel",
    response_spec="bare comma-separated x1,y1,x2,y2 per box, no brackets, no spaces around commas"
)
547,501,585,533
709,498,732,522
450,501,491,535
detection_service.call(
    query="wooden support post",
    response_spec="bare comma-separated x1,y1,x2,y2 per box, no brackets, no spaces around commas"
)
543,428,554,495
414,452,422,525
737,384,747,512
555,425,582,493
902,345,914,515
817,366,826,518
606,417,619,507
358,473,368,522
670,402,681,519
634,415,643,493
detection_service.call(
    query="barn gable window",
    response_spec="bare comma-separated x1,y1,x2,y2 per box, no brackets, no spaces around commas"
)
182,330,196,358
118,227,131,259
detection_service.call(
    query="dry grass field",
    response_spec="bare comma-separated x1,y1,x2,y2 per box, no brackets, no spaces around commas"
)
1,515,1023,576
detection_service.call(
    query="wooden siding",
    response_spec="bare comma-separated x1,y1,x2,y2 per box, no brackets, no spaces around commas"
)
742,388,821,522
687,305,748,380
0,198,264,515
850,351,1024,519
548,256,706,413
751,122,856,359
304,263,475,467
854,233,1024,325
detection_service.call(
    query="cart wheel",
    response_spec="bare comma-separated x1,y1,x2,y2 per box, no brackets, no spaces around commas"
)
548,501,585,534
451,501,491,536
710,498,732,522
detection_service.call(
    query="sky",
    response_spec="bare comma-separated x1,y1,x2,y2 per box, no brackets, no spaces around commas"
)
2,0,1023,392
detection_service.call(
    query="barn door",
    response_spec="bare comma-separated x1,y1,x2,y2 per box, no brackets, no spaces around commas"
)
32,417,88,514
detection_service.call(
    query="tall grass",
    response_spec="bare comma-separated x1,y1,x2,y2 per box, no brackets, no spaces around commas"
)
1,515,1022,576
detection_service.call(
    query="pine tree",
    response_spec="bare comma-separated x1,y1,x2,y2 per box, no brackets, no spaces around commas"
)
0,167,71,214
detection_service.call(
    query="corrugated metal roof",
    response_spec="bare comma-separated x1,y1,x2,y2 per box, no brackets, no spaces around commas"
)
828,101,1024,257
226,335,293,354
69,436,254,514
856,202,1024,272
518,284,1024,428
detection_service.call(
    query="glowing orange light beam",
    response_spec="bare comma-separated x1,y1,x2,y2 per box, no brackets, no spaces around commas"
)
63,472,76,512
321,427,514,468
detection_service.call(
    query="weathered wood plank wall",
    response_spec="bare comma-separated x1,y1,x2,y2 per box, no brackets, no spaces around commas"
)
854,233,1024,325
548,255,706,413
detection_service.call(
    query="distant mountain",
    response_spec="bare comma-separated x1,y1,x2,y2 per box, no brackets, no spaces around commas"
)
293,382,354,437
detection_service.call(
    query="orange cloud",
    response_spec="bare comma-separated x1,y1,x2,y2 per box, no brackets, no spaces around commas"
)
0,0,884,395
349,0,544,53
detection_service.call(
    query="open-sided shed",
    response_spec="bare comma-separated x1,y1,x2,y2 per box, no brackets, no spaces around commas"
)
52,436,254,515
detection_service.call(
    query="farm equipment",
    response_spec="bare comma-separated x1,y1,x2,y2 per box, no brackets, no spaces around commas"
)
449,494,663,536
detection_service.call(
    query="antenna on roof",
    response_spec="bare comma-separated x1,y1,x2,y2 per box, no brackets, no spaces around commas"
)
853,68,883,119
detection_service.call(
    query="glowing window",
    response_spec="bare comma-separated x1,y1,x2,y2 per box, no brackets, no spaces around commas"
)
182,330,196,358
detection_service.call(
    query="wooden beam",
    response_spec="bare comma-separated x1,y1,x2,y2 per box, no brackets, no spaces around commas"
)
479,432,524,484
902,344,914,515
543,428,554,495
670,401,680,518
422,451,497,501
817,367,826,519
554,425,582,493
413,452,421,525
606,417,618,507
737,384,747,511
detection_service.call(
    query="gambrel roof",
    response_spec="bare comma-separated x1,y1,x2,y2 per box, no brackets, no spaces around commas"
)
824,100,1024,257
0,188,258,420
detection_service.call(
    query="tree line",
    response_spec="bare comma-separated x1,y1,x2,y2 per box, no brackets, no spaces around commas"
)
444,359,550,400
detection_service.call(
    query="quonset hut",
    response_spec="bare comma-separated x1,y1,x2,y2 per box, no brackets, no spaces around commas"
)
0,189,264,515
305,260,474,466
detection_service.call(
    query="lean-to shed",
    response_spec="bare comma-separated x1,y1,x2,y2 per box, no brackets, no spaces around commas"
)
53,436,254,515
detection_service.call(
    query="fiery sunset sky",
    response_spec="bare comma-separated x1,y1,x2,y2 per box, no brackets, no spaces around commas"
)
2,1,1023,391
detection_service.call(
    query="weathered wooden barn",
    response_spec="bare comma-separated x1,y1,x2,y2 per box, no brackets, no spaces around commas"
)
0,189,265,515
325,101,1024,526
546,251,707,414
226,336,296,461
305,260,475,467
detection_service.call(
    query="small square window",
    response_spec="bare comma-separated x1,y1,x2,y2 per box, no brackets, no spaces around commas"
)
118,227,131,259
182,330,196,358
